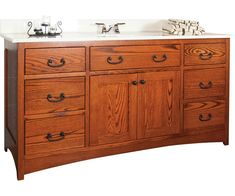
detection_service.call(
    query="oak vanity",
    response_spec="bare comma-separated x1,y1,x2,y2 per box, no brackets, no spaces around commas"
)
1,26,230,180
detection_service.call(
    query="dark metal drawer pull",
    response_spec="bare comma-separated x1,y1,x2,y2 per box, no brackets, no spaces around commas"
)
139,80,146,84
47,58,65,67
107,56,124,64
199,81,213,89
46,132,65,142
199,113,212,121
47,93,65,103
132,80,138,85
199,52,213,60
152,54,167,63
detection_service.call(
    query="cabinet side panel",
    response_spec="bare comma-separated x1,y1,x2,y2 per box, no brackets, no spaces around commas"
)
4,40,18,166
5,40,18,145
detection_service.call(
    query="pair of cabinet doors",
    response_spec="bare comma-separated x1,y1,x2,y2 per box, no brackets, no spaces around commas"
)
90,71,180,146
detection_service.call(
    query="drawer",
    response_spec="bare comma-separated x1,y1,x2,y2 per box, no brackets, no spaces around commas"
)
25,47,85,75
184,43,226,65
90,45,180,70
184,68,225,99
25,77,85,115
184,100,225,132
25,114,85,155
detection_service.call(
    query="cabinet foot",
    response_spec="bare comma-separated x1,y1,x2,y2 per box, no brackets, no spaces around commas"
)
17,172,24,181
4,147,8,152
223,141,229,146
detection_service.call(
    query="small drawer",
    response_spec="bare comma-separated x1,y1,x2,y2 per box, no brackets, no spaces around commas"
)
25,77,85,115
25,114,85,155
184,43,226,65
184,100,225,132
184,68,225,99
90,45,180,71
25,47,85,75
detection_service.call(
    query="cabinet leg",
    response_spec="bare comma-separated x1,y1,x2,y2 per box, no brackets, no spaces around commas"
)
17,170,24,181
4,147,8,152
223,140,229,146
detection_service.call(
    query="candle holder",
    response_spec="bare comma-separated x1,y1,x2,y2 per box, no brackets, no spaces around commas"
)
27,21,63,37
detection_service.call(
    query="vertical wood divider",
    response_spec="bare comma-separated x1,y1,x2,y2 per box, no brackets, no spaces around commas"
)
17,43,25,180
85,45,90,146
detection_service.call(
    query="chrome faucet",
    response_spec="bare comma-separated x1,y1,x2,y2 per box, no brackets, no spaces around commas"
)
95,22,125,34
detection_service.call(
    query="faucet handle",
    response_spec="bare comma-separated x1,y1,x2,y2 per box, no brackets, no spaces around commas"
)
113,23,126,33
95,22,106,26
95,23,107,34
114,23,126,26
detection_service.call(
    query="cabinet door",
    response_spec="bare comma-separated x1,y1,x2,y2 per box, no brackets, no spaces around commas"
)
137,71,180,138
90,74,137,145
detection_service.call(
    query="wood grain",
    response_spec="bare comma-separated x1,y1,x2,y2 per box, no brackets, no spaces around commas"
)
25,77,85,115
137,71,180,138
184,68,225,99
184,100,225,132
90,45,180,70
184,43,226,65
90,74,137,145
25,47,85,74
25,114,85,156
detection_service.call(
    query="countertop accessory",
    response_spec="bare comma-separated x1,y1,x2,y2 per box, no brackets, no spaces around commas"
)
162,19,205,36
27,20,62,37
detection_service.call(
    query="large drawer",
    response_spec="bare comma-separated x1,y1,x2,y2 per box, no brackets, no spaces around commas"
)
25,113,85,156
184,43,226,65
184,68,225,99
25,77,85,115
184,100,225,132
25,47,85,75
90,45,180,71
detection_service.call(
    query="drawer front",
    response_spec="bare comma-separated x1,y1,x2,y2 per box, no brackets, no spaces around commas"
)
25,114,85,155
25,77,85,115
90,45,180,70
25,47,85,75
184,68,225,99
184,43,226,65
184,100,225,132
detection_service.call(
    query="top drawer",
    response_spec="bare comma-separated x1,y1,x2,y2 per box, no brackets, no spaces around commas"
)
90,45,180,71
184,43,226,65
25,47,85,75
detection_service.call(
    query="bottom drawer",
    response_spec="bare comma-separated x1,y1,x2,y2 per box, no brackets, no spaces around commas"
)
25,113,85,156
184,100,225,132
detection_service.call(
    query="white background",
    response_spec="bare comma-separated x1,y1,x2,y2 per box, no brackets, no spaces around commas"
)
0,0,234,195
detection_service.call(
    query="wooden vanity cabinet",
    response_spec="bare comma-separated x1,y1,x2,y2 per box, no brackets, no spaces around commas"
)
4,38,230,180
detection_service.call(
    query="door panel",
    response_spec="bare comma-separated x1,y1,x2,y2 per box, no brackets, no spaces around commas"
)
137,71,180,138
90,74,137,145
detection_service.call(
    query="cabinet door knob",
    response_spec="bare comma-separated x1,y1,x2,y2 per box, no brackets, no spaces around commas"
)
107,56,124,64
132,81,138,85
152,54,167,63
47,58,65,67
139,80,146,84
199,113,212,121
199,81,213,89
199,52,213,60
47,93,65,103
46,132,65,142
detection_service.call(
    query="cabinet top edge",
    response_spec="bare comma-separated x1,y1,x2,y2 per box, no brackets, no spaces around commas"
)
1,32,230,44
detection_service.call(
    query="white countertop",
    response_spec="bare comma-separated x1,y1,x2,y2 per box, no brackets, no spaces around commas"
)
0,32,230,43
